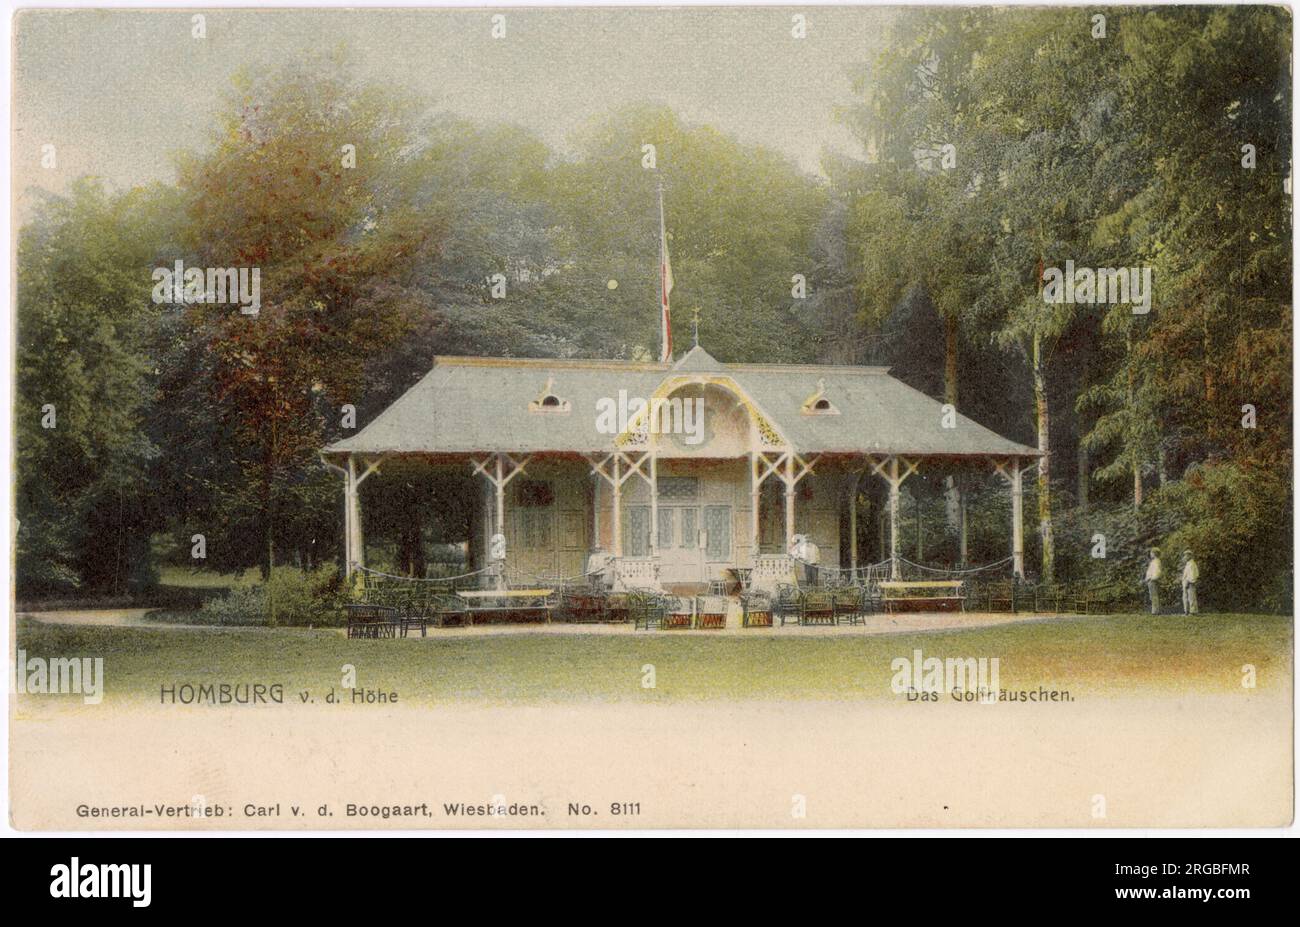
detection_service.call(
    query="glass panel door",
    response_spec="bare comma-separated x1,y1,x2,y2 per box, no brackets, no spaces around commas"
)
704,505,732,561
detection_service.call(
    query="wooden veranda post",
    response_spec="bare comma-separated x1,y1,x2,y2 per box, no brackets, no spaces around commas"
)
1011,456,1025,580
991,456,1027,581
612,454,622,556
868,455,918,580
848,472,860,577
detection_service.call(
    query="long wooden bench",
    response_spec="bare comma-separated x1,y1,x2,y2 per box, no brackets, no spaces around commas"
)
879,580,965,613
457,588,555,624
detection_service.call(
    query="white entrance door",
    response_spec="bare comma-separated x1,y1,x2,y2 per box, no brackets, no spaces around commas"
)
658,505,704,585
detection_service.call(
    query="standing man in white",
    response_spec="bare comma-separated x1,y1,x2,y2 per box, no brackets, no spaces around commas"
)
1181,550,1200,615
1144,548,1162,615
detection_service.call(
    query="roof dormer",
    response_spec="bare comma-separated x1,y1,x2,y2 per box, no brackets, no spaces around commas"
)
802,378,839,415
528,376,571,414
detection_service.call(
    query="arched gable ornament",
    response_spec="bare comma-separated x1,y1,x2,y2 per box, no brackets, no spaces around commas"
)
614,374,789,451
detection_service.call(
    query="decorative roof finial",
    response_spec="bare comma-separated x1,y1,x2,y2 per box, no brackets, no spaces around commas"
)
691,307,701,348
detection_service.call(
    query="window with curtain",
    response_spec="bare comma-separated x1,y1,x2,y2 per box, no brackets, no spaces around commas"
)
624,505,651,557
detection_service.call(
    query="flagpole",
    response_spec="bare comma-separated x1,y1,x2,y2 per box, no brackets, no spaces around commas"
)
658,176,671,363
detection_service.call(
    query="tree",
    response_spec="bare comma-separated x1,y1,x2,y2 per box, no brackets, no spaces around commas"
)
15,179,179,594
168,53,437,577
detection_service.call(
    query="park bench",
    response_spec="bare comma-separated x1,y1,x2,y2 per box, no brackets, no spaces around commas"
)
456,588,555,624
879,580,966,613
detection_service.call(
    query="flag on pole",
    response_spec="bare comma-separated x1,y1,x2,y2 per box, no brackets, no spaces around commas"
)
659,181,673,363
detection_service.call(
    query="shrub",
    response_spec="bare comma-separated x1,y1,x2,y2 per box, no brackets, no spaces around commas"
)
192,565,347,627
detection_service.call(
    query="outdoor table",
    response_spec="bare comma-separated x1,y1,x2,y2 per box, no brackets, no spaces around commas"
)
726,567,753,595
456,588,555,624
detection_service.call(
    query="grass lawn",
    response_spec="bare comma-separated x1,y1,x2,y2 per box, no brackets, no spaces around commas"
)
15,612,1291,704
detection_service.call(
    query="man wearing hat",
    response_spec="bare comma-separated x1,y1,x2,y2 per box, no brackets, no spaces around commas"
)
1143,548,1162,615
1181,550,1200,615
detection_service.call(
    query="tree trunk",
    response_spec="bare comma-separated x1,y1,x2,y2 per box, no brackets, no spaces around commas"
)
1126,328,1142,510
1077,441,1089,516
1033,330,1054,584
943,313,961,531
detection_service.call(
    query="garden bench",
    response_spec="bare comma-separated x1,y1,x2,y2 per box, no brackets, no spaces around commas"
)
457,588,555,624
879,580,965,613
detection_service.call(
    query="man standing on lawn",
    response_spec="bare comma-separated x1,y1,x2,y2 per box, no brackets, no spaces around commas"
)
1181,550,1200,615
1144,548,1162,614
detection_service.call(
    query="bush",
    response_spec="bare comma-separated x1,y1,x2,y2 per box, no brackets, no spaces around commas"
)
1047,459,1292,614
192,565,347,627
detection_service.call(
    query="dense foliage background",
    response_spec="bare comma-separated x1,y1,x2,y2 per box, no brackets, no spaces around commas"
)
15,8,1292,612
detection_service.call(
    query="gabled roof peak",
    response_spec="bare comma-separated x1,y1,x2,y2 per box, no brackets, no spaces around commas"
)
671,344,727,373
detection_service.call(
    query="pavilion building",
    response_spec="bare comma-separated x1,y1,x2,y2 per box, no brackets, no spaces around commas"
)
322,343,1039,592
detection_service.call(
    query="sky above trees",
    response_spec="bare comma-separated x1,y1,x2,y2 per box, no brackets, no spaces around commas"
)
13,6,893,217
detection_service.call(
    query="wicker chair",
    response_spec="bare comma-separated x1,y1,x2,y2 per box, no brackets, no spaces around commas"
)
832,586,864,626
398,590,430,637
741,591,773,628
774,583,801,626
798,589,836,626
661,595,694,630
344,603,399,639
628,589,666,631
694,595,728,629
